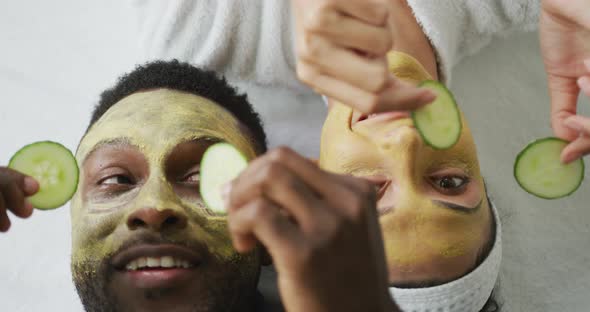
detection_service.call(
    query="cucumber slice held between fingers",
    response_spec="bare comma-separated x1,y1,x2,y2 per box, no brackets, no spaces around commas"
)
514,137,585,199
200,143,249,214
8,141,79,210
412,80,462,150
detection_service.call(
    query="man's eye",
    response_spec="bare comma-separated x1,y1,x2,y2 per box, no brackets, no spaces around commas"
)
184,171,200,183
99,175,133,185
364,178,389,200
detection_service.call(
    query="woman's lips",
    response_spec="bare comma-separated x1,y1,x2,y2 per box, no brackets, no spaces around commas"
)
351,111,412,128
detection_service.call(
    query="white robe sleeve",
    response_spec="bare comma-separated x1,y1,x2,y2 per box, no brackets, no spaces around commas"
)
406,0,540,84
132,0,540,89
131,0,308,93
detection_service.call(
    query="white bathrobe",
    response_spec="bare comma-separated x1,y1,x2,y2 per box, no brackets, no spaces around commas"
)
129,1,537,310
131,0,540,155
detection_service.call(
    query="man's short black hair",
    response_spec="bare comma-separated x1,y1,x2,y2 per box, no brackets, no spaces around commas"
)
88,60,267,153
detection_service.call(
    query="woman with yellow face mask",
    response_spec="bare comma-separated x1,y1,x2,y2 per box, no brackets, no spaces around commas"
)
318,51,501,312
291,2,506,310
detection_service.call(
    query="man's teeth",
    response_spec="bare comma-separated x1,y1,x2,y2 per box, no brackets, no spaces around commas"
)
125,256,192,270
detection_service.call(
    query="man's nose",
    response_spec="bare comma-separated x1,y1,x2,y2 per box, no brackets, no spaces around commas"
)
126,208,188,231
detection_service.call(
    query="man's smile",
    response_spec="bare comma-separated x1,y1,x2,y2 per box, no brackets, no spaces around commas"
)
111,243,203,289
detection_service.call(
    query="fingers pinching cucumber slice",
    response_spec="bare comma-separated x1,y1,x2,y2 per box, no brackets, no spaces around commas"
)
200,143,249,214
514,137,585,199
412,81,462,150
8,141,79,210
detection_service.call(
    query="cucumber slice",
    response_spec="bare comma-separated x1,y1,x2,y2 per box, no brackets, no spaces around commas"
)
514,137,585,199
411,81,462,149
200,143,249,214
8,141,79,210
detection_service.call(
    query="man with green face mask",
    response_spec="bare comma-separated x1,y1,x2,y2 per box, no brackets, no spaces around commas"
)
70,60,265,311
0,60,392,312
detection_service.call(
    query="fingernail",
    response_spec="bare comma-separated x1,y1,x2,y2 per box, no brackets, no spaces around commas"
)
564,116,583,132
561,152,579,164
24,201,34,216
23,176,39,195
221,182,231,197
221,182,231,206
420,90,437,104
578,76,590,88
584,59,590,71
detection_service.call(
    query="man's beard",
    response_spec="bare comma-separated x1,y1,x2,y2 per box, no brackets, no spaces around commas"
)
72,257,118,312
71,234,260,312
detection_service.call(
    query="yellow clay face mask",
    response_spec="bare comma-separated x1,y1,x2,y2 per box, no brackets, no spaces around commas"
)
71,89,259,268
320,52,492,286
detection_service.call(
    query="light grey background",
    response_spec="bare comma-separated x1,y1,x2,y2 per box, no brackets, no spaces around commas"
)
0,1,589,311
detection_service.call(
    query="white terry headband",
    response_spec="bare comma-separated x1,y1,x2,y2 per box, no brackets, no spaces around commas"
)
389,202,502,312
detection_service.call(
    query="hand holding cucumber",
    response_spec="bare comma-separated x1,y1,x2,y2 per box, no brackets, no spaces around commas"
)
224,147,396,312
0,167,39,232
9,141,79,210
292,0,436,113
513,77,588,199
1,141,79,231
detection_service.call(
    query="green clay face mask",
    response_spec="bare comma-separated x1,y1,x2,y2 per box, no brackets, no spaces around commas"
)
319,52,492,286
70,89,260,282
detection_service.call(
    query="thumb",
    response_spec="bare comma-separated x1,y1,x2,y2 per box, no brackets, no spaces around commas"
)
370,76,436,113
547,74,580,141
560,134,590,164
5,168,40,196
22,176,39,196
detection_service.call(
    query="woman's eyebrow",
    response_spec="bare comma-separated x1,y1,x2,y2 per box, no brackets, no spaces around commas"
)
429,161,475,176
341,161,387,176
432,199,483,214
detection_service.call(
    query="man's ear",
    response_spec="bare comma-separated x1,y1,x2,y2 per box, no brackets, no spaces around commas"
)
260,244,272,266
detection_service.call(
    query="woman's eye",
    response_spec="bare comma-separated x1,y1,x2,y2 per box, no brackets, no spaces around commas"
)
99,175,133,185
184,171,200,183
431,176,469,194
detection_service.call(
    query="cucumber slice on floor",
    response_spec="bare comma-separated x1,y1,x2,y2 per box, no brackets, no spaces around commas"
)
8,141,79,210
514,137,585,199
411,80,462,149
200,143,249,214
